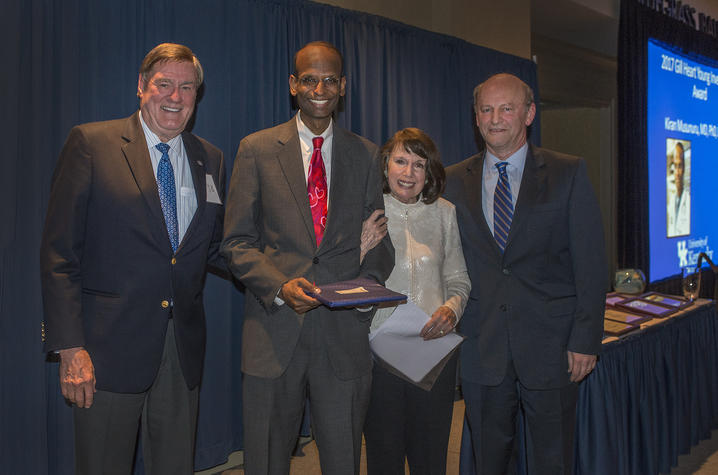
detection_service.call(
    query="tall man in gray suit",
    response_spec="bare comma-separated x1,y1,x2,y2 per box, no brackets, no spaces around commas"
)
221,42,394,474
41,43,225,473
445,73,607,474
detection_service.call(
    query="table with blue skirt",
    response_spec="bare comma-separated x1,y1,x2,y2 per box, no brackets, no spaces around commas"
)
459,299,718,474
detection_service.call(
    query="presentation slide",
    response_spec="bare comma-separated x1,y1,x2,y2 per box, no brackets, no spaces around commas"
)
647,39,716,282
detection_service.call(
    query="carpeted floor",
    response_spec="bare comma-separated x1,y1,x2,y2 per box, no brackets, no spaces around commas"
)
196,400,718,474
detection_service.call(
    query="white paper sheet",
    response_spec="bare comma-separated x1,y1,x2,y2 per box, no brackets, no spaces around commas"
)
369,301,464,383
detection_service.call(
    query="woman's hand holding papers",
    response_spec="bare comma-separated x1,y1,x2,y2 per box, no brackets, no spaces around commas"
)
420,305,457,340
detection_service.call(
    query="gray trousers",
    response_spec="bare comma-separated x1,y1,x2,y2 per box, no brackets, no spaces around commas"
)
73,321,199,475
242,314,371,475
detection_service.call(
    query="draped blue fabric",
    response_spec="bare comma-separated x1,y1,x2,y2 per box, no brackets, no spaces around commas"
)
1,0,536,473
459,303,718,474
575,303,718,474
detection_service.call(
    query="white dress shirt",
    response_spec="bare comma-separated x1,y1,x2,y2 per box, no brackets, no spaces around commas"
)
139,112,197,244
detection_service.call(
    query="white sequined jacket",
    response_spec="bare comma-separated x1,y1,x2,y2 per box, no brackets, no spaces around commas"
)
370,193,472,332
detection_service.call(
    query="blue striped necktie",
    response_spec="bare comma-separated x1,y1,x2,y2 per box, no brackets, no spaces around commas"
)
155,143,179,252
493,161,513,252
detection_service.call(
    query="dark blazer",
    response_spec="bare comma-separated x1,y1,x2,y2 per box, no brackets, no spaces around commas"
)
221,118,394,380
445,145,607,390
40,112,225,393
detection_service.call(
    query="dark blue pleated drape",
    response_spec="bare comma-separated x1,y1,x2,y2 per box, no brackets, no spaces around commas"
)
574,303,718,474
0,0,536,473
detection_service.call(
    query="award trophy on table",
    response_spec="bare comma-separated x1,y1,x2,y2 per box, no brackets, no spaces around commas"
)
613,269,647,294
681,266,701,302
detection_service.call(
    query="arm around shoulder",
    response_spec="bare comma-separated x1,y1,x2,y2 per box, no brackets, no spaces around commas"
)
359,148,394,284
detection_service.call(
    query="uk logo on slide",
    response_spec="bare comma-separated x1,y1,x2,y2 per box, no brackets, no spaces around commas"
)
677,240,688,267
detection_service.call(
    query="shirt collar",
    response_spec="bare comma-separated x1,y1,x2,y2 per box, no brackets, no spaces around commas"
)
485,143,528,174
296,111,333,144
139,111,182,152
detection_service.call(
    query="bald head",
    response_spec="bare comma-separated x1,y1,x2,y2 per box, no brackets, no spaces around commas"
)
293,41,344,76
289,41,347,135
473,73,536,159
473,74,534,114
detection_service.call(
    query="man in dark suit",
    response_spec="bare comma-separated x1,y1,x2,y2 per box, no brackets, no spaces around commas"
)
221,41,394,474
40,43,225,474
445,73,607,474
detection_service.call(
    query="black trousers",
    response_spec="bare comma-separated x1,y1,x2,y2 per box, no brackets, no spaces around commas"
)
462,360,579,475
364,352,458,475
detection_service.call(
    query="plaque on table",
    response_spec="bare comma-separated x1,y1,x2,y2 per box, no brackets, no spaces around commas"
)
606,292,630,307
604,308,651,326
640,292,692,310
616,297,677,318
603,319,637,336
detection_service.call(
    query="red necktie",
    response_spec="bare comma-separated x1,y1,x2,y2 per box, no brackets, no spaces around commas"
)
308,137,328,246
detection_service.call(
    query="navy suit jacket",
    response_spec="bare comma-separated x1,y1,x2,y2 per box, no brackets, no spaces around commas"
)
41,112,225,393
445,145,607,389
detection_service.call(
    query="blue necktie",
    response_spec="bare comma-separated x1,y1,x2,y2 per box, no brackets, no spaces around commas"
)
493,161,513,252
155,143,179,252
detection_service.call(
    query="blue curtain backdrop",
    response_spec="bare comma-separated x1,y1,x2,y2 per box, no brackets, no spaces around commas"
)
0,0,537,472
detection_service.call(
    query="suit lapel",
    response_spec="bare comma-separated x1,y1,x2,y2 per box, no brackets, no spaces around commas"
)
275,120,316,246
506,145,546,249
120,113,170,249
323,126,352,252
179,132,208,251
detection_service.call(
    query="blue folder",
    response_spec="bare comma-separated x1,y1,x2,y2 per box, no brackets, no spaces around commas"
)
308,277,407,308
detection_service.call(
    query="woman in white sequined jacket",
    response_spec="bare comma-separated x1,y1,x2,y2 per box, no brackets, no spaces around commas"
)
361,128,471,474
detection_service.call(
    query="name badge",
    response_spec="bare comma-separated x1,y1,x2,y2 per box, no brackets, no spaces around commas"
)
206,174,222,204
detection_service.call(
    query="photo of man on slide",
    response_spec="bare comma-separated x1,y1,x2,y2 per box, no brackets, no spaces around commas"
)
666,138,691,237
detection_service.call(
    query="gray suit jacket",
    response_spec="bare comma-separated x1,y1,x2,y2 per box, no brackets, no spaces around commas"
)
221,118,394,380
445,145,607,390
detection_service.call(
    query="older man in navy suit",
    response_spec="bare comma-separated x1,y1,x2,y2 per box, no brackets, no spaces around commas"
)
445,73,607,475
41,43,225,474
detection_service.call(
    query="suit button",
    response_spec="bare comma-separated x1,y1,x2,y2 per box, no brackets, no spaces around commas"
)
161,300,169,308
313,257,319,264
500,304,508,311
502,268,510,275
171,257,177,265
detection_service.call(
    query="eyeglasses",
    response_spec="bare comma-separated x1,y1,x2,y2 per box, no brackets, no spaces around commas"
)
297,75,341,89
